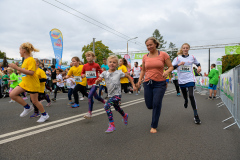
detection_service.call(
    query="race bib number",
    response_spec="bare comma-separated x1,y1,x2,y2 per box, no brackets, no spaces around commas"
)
100,81,105,85
86,71,96,78
180,65,191,73
22,74,26,77
74,76,82,82
66,82,71,88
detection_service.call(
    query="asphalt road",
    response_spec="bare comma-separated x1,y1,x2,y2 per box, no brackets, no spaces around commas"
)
0,84,239,160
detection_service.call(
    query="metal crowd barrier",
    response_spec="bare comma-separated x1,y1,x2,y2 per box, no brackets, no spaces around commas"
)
195,65,240,129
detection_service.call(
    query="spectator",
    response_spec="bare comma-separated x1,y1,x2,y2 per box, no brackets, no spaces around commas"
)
193,67,200,76
101,58,109,70
51,65,57,91
208,64,219,100
0,63,4,71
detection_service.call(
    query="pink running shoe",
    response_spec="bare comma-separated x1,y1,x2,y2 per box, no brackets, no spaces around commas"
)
105,124,116,133
122,113,128,126
23,97,28,100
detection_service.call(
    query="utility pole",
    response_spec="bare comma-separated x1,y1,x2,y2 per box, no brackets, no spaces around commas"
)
93,38,96,54
208,48,210,73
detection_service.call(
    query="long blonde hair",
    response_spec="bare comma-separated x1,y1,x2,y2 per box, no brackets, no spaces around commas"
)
21,42,39,57
177,43,190,55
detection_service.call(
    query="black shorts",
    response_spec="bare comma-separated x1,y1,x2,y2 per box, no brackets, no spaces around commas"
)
134,78,139,84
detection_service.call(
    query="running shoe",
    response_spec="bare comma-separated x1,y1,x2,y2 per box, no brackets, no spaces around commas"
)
84,112,92,119
37,113,49,123
23,97,28,100
20,105,34,117
135,93,138,95
79,97,84,101
122,113,128,126
30,113,40,118
208,96,212,100
184,101,188,108
68,102,74,105
71,103,79,108
51,98,56,102
212,96,216,100
9,100,15,103
177,93,181,96
194,115,201,124
105,124,116,133
128,92,132,94
46,102,52,107
138,91,140,94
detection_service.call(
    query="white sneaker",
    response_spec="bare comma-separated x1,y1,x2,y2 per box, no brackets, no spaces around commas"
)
46,102,51,107
79,97,84,101
9,100,15,103
128,92,132,94
138,91,140,94
20,105,34,117
84,112,92,119
37,113,49,123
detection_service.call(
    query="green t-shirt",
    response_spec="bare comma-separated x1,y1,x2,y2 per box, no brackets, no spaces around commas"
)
10,73,18,88
208,68,219,85
2,75,9,84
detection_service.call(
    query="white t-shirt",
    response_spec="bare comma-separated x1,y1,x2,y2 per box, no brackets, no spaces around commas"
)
56,74,64,87
132,66,141,78
172,55,200,85
66,78,76,89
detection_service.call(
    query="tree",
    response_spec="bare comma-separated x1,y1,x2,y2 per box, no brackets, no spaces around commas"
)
152,29,167,49
62,61,68,65
0,50,14,60
82,41,113,66
167,42,178,62
222,54,240,73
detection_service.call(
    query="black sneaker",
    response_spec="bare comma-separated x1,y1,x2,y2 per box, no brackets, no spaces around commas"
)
212,96,216,100
208,96,212,100
194,115,201,124
51,98,56,102
184,101,188,108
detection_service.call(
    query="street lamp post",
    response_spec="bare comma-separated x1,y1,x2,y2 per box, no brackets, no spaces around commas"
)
127,37,138,55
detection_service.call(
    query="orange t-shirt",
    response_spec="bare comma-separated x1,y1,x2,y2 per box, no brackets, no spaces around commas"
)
142,51,170,82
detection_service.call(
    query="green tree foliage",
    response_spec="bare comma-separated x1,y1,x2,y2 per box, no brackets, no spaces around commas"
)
167,42,178,61
62,61,68,65
82,41,113,66
152,29,167,49
222,54,240,73
0,50,6,59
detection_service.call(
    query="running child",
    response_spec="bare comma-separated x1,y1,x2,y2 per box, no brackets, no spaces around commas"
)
8,42,49,122
7,67,18,103
52,69,67,102
17,70,28,100
95,55,136,133
81,51,105,119
65,76,75,105
172,43,201,124
98,67,108,99
64,56,88,107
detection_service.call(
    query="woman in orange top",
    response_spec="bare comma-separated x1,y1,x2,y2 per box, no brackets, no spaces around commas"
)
9,42,49,123
138,37,173,133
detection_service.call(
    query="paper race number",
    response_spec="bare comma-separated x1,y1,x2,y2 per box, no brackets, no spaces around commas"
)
180,65,191,72
74,76,82,82
86,71,96,78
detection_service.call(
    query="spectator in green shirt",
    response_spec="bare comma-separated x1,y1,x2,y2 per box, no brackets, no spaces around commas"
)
208,64,219,100
8,67,18,103
2,70,9,93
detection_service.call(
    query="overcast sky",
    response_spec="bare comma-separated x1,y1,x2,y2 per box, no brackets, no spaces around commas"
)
0,0,240,73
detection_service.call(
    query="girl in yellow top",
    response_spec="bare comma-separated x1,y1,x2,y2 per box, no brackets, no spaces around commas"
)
64,56,88,108
9,42,49,123
29,58,52,118
118,58,132,94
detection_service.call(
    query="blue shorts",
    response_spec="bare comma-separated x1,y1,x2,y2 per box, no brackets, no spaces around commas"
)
208,84,217,90
166,79,169,83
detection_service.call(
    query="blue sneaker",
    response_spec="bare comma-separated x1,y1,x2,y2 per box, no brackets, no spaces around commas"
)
30,113,40,118
71,103,79,108
68,102,74,105
177,93,181,96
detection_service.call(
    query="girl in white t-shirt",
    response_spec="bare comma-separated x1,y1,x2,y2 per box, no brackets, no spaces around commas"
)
52,69,67,102
66,77,76,105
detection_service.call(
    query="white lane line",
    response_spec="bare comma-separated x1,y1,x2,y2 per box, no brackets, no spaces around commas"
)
216,102,224,106
0,91,176,141
0,98,145,139
0,100,145,145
